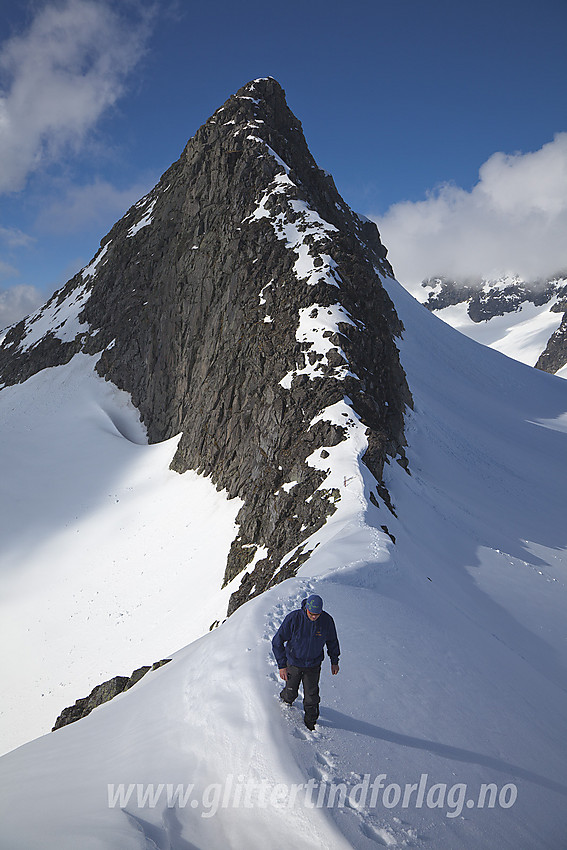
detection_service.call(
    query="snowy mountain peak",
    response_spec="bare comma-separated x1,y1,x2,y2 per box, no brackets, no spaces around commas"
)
0,79,410,618
209,77,302,136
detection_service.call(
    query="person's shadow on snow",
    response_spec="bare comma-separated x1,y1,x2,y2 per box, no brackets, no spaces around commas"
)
125,808,199,850
319,707,567,796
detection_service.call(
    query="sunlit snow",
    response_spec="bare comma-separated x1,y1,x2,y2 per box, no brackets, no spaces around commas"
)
1,271,565,848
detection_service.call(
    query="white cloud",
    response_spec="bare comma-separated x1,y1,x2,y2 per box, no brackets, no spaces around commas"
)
35,177,156,233
372,133,567,296
0,284,44,330
0,226,34,248
0,259,19,279
0,0,152,193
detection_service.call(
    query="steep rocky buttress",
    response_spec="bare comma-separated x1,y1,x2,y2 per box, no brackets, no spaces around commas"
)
0,77,411,616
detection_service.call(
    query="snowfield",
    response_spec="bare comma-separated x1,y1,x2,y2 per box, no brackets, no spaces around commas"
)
0,354,243,756
0,276,566,849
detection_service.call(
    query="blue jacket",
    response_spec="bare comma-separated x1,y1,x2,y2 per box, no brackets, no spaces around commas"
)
272,599,340,669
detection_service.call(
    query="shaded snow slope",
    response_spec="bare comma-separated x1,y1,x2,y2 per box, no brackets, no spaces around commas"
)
1,282,566,849
0,354,242,755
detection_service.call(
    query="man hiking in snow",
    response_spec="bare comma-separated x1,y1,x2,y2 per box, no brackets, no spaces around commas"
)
272,594,340,731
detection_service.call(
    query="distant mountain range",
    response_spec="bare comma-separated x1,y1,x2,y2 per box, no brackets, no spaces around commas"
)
416,274,567,378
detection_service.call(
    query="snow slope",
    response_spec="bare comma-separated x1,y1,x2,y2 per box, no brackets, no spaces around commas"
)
0,354,243,755
0,279,566,849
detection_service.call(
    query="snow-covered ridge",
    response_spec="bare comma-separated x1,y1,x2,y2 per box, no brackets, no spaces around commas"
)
246,168,340,289
241,131,375,517
1,271,566,848
13,281,92,353
0,182,165,360
4,239,114,355
127,197,157,238
279,304,360,389
0,245,111,356
81,240,111,280
243,134,358,395
199,89,407,619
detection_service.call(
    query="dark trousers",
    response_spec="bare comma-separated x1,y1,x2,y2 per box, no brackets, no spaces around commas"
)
280,664,321,723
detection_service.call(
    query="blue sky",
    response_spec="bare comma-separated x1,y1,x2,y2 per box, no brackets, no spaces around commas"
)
1,0,566,326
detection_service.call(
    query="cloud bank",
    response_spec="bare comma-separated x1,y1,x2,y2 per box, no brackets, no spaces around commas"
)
35,177,156,233
0,0,151,193
0,285,43,331
0,226,34,248
372,133,567,296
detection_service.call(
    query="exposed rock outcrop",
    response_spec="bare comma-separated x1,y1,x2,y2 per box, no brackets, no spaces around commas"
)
536,312,567,374
52,660,171,730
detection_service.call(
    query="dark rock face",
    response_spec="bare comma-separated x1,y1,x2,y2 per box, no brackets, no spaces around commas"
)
0,78,411,615
52,660,171,730
421,278,478,312
536,312,567,374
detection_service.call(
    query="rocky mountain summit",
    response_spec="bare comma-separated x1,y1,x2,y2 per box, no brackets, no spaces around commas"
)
0,77,411,617
421,274,567,375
